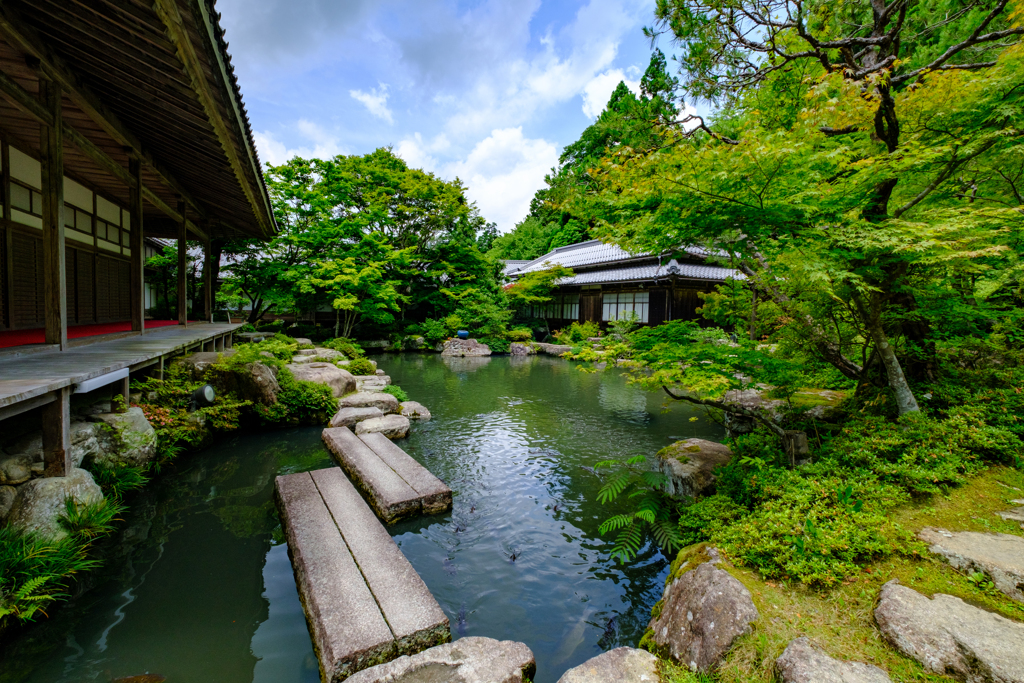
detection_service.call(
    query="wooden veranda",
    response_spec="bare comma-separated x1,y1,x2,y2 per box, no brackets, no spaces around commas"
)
0,1,275,475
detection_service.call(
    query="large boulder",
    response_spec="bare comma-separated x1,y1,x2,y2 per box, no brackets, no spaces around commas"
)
442,338,492,357
355,414,411,439
6,468,104,539
174,350,237,380
292,337,313,345
400,401,431,421
720,387,784,437
339,392,400,414
0,485,16,522
86,407,157,467
345,637,536,683
874,580,1024,682
313,347,342,361
0,452,33,485
776,638,892,683
1,417,142,479
647,546,759,672
535,343,572,356
208,361,280,405
329,406,383,428
286,362,356,397
657,439,733,499
510,342,537,356
557,647,661,683
918,528,1024,603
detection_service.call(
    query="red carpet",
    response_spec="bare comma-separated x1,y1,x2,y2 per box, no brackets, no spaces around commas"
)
0,320,184,349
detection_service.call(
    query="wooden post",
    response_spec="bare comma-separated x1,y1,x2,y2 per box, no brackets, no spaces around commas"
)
112,376,130,413
203,238,213,323
39,79,67,350
177,199,187,327
42,387,71,476
129,156,144,332
2,134,12,330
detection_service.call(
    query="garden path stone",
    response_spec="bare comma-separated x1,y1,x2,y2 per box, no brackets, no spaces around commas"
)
339,391,400,414
345,637,535,683
918,528,1024,602
323,427,420,523
6,467,103,539
329,406,383,428
775,638,891,683
358,432,451,514
286,362,356,397
647,546,758,672
656,438,732,499
355,414,411,439
996,500,1024,524
874,579,1024,682
556,647,661,682
399,401,431,420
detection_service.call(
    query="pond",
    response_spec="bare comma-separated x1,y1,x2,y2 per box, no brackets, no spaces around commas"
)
0,353,723,683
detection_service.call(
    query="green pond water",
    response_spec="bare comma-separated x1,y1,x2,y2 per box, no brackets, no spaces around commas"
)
1,353,723,683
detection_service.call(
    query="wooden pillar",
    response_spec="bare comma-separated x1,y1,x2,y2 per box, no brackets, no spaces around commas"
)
129,156,144,332
112,376,130,413
39,79,67,350
42,387,71,476
177,199,187,327
203,237,213,323
2,134,12,330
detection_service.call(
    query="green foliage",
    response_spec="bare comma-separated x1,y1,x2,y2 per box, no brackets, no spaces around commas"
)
86,462,149,501
419,318,452,344
504,265,575,311
479,337,511,354
553,321,601,344
594,455,685,562
347,358,376,376
262,367,338,425
381,385,409,403
58,498,123,540
506,327,534,342
676,495,747,547
323,337,365,358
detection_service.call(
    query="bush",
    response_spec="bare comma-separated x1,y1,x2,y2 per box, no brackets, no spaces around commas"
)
382,385,409,402
506,327,534,342
480,337,511,353
323,338,365,358
677,495,747,547
86,462,149,501
348,358,376,376
553,321,601,344
420,318,451,344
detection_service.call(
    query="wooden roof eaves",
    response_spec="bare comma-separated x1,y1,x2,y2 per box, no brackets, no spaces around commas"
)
152,0,276,240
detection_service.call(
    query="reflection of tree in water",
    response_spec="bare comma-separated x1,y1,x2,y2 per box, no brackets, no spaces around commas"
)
597,378,648,422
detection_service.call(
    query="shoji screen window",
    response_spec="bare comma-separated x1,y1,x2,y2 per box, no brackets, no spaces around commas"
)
602,291,649,323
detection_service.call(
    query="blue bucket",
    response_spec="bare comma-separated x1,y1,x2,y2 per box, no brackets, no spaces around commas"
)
457,330,469,339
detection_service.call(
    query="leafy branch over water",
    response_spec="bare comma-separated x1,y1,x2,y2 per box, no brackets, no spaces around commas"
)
595,455,684,562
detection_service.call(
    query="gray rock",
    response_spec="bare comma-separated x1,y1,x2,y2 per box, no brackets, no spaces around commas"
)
330,407,384,428
874,579,1024,682
298,348,317,356
657,438,733,499
720,387,784,436
353,374,390,386
510,342,537,356
340,392,401,414
441,338,492,357
399,401,431,421
918,528,1024,603
313,347,342,361
535,342,572,356
0,453,33,485
647,547,759,672
997,501,1024,524
6,468,104,539
346,637,536,683
87,407,157,467
173,350,237,380
0,485,16,521
557,647,660,683
209,361,280,405
287,362,357,398
355,415,411,439
291,355,315,364
292,337,313,345
776,638,891,683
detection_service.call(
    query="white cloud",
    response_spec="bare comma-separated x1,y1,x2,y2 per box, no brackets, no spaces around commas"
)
397,127,558,232
581,68,640,118
254,119,345,166
350,84,394,124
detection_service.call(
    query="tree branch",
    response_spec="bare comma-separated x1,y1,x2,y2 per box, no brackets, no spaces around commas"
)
892,139,998,218
662,386,786,437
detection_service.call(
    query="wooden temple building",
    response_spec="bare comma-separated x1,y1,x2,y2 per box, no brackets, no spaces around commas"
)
0,1,275,474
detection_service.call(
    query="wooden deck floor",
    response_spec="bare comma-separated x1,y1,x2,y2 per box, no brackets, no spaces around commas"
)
0,323,241,408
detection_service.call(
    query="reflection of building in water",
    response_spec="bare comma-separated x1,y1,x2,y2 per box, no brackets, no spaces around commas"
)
442,355,493,373
598,380,648,420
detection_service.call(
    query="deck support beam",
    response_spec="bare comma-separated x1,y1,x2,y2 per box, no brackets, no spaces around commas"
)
112,376,130,413
41,387,70,477
39,79,67,351
177,200,187,327
129,156,144,332
202,239,213,323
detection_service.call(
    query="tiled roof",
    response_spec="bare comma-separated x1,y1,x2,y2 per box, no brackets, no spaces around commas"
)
502,260,531,275
511,240,718,275
560,260,742,285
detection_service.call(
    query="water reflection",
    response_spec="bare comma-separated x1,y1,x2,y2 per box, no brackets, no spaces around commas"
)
0,355,722,683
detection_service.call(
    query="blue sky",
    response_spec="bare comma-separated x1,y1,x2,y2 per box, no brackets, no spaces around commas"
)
218,0,685,232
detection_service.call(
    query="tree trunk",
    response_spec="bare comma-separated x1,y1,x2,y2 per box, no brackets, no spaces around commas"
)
853,293,920,415
748,290,757,341
334,308,340,338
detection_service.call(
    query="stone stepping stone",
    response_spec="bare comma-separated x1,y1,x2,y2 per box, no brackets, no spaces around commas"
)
330,406,383,428
339,391,400,414
355,414,411,439
323,426,451,523
275,469,449,681
647,546,758,672
557,647,660,682
874,580,1024,682
776,638,891,683
346,637,535,683
918,527,1024,602
399,401,431,421
997,499,1024,525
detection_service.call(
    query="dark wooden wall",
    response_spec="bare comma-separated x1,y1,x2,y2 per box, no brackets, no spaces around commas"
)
1,223,131,330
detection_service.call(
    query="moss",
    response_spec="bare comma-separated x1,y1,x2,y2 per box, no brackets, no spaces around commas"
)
789,388,848,409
